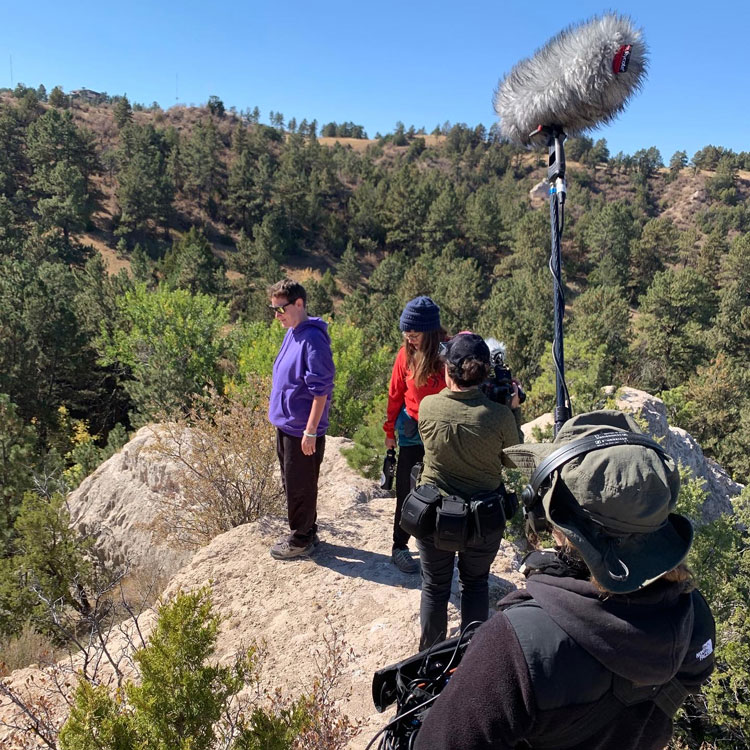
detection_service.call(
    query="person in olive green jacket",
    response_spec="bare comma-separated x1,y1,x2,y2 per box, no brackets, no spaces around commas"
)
416,333,522,650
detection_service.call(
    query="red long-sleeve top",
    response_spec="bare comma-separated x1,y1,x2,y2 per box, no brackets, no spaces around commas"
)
383,346,446,440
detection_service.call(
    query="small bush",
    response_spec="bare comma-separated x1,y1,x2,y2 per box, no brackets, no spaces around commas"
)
58,588,360,750
150,380,284,549
342,395,389,480
0,622,59,675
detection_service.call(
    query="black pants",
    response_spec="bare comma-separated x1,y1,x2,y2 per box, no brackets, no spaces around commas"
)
416,533,502,651
276,429,325,547
393,443,424,549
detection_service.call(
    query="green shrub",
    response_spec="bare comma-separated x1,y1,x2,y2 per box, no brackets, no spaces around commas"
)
0,491,97,640
341,395,390,480
527,336,611,420
59,588,311,750
98,284,229,425
673,474,750,748
59,587,359,749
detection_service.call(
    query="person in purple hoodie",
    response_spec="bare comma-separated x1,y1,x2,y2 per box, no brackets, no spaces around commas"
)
267,278,335,560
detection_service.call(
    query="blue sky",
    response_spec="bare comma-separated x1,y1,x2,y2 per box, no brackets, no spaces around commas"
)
2,1,747,160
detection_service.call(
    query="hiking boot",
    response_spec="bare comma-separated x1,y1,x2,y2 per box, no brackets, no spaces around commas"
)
313,532,321,547
392,547,419,574
270,539,314,560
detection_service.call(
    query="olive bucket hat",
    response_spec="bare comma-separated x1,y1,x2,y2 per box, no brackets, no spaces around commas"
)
504,410,693,594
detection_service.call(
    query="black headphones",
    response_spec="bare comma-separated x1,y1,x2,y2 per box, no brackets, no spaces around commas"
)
521,431,669,535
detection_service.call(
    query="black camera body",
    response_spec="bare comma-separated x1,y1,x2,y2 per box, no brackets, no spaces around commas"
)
380,448,397,490
481,339,526,408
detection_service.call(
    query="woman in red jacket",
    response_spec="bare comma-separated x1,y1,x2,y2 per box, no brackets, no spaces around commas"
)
383,296,446,574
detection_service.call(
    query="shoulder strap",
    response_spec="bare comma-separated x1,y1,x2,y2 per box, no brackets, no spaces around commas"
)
652,678,689,718
504,598,689,750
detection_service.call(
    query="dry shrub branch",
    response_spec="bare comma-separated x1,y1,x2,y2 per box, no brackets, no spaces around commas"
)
149,377,284,549
295,624,363,749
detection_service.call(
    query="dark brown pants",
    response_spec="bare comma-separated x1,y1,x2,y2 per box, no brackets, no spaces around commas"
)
276,429,325,546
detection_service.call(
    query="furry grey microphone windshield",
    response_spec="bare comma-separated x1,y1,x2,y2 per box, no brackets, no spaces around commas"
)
494,13,648,146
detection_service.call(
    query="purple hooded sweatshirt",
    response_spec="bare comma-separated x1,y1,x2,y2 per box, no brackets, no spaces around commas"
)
268,317,335,437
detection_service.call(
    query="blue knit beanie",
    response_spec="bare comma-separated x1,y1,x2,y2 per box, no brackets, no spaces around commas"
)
399,296,441,332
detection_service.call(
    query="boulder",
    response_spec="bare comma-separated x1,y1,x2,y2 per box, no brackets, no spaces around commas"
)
67,425,193,578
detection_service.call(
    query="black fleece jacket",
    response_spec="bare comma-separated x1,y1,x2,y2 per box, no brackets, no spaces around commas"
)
414,573,714,750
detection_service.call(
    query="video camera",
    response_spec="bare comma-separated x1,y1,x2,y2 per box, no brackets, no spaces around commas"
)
481,338,526,408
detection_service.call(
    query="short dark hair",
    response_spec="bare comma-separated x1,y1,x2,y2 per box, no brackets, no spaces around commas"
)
268,278,306,306
446,358,490,388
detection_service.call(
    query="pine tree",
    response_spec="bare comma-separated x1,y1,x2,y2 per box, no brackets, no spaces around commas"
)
0,104,25,202
579,201,637,286
0,395,36,556
669,150,688,179
115,124,174,238
182,119,222,211
113,95,133,129
696,228,727,284
337,241,361,289
631,268,717,391
207,95,225,118
130,243,155,286
0,257,98,437
227,135,273,231
382,165,433,253
422,182,462,254
162,227,226,296
712,232,750,361
629,217,678,299
25,109,98,244
48,86,67,108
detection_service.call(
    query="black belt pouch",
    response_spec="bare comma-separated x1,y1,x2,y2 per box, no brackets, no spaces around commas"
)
400,484,443,539
469,491,506,546
434,497,469,551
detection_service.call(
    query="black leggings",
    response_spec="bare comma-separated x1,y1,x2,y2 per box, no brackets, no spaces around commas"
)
392,443,424,549
417,533,501,650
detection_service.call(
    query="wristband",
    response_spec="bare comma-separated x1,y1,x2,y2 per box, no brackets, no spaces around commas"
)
303,431,317,438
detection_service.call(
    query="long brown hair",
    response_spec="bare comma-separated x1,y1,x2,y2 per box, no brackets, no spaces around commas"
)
405,329,445,387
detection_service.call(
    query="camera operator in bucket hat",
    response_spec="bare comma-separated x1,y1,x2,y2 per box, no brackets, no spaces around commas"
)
414,410,715,750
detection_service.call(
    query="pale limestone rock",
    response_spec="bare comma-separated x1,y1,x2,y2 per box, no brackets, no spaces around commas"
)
1,434,524,748
613,387,741,520
529,179,548,204
67,425,193,577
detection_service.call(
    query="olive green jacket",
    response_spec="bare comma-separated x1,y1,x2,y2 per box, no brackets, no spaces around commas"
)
418,387,523,499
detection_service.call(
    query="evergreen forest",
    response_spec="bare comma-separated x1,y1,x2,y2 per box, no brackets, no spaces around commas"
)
1,82,750,747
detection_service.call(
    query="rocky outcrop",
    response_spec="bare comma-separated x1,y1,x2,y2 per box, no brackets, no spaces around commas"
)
2,394,742,748
612,388,741,519
67,425,193,578
1,436,524,748
529,179,548,205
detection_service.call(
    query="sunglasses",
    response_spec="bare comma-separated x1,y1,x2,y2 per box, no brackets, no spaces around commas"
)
268,301,294,314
